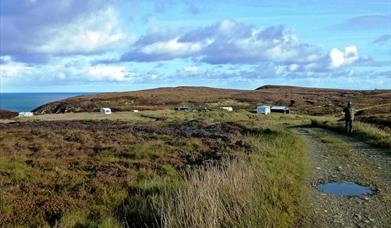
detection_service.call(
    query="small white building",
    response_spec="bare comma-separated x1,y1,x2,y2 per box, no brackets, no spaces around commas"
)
221,107,233,112
271,106,289,114
132,110,139,113
100,108,112,115
18,112,34,117
256,106,271,115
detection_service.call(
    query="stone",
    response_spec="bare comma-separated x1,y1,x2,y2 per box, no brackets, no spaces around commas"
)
337,166,343,171
354,214,362,221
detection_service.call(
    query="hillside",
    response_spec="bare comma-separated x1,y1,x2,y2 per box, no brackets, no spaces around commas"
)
0,110,18,119
33,85,391,115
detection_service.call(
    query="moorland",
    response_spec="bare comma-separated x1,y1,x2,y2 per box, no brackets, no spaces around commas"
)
0,85,390,227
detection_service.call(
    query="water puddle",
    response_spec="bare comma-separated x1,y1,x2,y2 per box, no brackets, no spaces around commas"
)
317,182,374,196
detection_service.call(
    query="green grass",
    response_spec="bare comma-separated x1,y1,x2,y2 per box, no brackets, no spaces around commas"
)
311,117,391,150
157,127,308,228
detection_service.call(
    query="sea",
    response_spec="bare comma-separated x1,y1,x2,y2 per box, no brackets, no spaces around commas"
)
0,93,92,112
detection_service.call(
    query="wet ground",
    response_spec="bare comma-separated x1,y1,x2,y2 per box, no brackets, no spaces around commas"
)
294,127,391,228
317,182,374,196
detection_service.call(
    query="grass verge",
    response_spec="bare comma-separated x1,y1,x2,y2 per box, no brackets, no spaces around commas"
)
311,118,391,150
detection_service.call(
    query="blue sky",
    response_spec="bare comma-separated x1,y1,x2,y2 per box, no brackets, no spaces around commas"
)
0,0,390,92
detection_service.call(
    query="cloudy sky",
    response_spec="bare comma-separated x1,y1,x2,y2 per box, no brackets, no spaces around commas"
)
0,0,390,92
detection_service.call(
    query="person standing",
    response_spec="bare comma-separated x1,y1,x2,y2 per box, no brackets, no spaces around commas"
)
343,101,354,135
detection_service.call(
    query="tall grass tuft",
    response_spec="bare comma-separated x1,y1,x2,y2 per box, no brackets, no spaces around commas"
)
159,161,278,228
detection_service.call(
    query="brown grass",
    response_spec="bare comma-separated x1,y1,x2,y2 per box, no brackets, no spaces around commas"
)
33,86,391,116
0,110,18,119
159,161,265,228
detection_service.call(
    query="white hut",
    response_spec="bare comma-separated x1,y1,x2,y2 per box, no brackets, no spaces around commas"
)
100,108,112,115
271,106,289,114
256,106,271,114
221,107,233,112
18,112,34,117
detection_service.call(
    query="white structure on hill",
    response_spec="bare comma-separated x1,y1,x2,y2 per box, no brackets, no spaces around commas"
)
221,107,233,112
256,106,271,114
271,106,289,114
100,108,112,115
18,112,34,117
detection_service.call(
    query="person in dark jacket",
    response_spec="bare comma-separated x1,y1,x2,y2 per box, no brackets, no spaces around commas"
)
343,101,354,135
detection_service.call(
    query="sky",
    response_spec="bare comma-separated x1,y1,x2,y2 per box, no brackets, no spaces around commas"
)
0,0,390,92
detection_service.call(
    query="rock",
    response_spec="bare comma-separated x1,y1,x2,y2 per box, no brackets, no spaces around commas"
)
363,196,370,201
354,214,362,221
364,219,370,224
316,167,321,170
337,166,343,171
369,218,375,222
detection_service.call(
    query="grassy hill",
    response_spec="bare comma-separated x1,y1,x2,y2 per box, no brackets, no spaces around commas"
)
0,110,18,119
33,85,391,116
2,95,390,226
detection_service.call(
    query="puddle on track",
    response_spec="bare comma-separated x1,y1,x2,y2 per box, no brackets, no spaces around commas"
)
317,182,374,196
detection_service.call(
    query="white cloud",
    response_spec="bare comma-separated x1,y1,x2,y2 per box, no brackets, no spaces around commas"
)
329,48,345,68
289,64,300,72
1,0,117,62
84,65,134,81
57,72,66,79
141,38,202,57
0,56,12,63
329,45,359,69
121,21,321,64
0,56,32,78
0,55,135,83
150,74,159,80
183,65,199,74
37,8,126,55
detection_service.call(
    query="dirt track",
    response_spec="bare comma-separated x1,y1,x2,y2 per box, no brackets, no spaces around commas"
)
294,127,391,228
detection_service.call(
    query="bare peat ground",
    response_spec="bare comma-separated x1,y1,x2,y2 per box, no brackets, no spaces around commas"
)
294,127,391,228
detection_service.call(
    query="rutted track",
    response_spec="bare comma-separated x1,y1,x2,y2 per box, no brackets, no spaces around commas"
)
293,127,391,227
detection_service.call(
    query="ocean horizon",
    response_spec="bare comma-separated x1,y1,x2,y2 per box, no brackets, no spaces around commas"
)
0,93,93,112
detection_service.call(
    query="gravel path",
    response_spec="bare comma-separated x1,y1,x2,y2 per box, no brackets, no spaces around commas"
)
294,127,391,228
